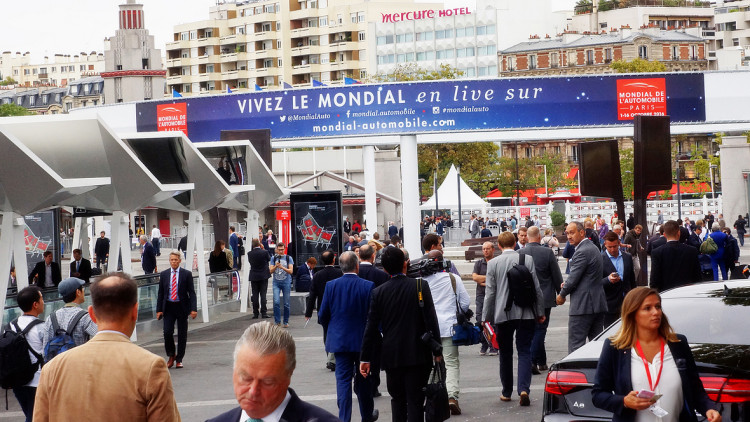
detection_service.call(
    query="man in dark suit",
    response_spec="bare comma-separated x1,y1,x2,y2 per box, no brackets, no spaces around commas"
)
360,247,442,422
156,251,197,369
520,226,563,374
139,235,157,274
358,244,389,287
29,250,62,288
69,249,92,283
600,231,636,328
206,322,338,422
650,220,701,292
688,226,704,250
93,231,109,270
388,221,398,239
318,252,378,422
246,238,271,319
306,250,343,371
647,225,667,255
295,257,316,292
557,221,608,353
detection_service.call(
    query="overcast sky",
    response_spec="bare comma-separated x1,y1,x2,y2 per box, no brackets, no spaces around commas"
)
1,0,577,60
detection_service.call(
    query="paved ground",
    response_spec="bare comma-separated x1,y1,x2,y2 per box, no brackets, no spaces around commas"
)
4,240,749,421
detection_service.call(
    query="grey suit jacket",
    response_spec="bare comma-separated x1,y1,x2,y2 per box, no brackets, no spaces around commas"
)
559,238,608,316
483,249,545,325
520,242,563,309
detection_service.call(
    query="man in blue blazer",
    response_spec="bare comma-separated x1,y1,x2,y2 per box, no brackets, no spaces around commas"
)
139,235,157,274
156,251,197,369
318,251,378,422
207,322,338,422
600,232,636,328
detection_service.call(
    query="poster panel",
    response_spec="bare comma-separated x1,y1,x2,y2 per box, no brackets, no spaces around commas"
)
290,191,342,266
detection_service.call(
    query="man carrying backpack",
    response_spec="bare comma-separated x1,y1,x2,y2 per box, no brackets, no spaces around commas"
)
2,286,45,422
42,278,97,361
482,232,545,407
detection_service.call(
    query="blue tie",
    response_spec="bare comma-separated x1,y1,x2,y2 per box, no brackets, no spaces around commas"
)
248,419,263,422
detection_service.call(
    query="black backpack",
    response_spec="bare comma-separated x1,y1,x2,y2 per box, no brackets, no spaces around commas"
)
504,254,537,312
0,318,44,390
44,310,87,363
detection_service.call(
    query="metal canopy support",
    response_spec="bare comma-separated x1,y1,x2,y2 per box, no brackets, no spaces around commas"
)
109,211,132,274
71,217,91,260
241,210,260,314
0,213,32,326
363,146,378,233
184,211,210,322
400,135,421,259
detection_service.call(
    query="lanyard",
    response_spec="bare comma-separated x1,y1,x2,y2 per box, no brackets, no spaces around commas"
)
635,339,665,391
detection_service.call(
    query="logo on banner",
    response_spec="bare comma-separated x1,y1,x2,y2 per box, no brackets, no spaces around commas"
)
156,103,188,136
616,78,666,120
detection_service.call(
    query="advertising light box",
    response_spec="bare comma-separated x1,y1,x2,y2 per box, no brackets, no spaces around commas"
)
136,73,706,142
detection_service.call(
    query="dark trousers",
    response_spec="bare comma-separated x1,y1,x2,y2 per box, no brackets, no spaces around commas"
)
13,386,36,422
250,278,268,315
163,301,188,362
95,256,106,269
568,313,605,353
334,352,374,422
530,308,552,366
739,233,745,247
386,364,431,422
152,238,161,256
496,319,535,398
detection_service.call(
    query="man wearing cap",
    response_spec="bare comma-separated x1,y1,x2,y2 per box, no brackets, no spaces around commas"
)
42,277,98,353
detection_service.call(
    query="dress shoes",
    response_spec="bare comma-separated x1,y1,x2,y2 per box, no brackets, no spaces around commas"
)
252,314,259,319
326,362,336,371
167,354,176,369
448,398,462,415
175,362,184,369
519,392,530,406
370,409,379,422
538,364,549,371
373,389,382,398
531,364,541,375
261,314,271,319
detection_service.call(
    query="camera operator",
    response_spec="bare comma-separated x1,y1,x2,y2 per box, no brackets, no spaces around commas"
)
408,234,461,278
360,247,442,422
423,250,471,415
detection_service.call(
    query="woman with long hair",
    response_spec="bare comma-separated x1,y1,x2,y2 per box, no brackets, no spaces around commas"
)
592,287,720,422
208,240,230,273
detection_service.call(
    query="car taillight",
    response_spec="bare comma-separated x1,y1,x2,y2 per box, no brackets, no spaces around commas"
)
545,370,589,395
701,377,750,403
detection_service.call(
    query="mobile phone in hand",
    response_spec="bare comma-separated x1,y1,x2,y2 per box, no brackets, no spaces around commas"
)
636,389,655,399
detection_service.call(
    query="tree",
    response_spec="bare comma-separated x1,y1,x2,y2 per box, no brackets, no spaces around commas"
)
372,63,463,83
0,103,32,117
0,76,17,86
619,147,635,200
610,58,667,73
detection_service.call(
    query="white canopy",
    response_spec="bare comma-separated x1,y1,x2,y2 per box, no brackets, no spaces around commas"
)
420,164,488,210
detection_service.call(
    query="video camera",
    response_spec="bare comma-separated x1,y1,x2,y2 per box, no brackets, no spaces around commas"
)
407,257,452,278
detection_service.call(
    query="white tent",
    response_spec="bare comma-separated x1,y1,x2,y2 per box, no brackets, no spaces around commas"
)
420,164,489,210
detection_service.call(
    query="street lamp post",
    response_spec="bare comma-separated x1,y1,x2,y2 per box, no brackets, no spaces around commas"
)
537,164,548,200
709,164,717,199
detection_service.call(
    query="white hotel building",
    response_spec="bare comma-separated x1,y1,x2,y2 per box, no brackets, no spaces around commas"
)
371,0,571,79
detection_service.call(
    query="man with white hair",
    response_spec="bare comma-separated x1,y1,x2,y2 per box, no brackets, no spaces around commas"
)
207,322,338,422
139,235,157,274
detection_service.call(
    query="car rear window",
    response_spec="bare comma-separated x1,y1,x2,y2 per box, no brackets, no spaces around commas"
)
601,297,750,345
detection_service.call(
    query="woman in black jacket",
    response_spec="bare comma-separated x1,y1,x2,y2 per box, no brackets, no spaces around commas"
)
208,240,231,273
592,287,720,422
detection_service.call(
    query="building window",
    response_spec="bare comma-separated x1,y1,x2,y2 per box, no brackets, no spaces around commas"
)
183,85,191,93
462,67,476,77
29,96,35,106
350,13,357,23
396,33,413,43
568,51,576,66
377,54,395,64
529,55,537,69
525,147,533,158
278,59,282,67
476,25,496,35
554,146,561,154
377,35,394,45
477,44,496,56
205,29,213,38
358,32,366,41
456,47,475,57
416,51,434,61
507,56,515,71
206,64,215,73
360,69,367,78
672,45,679,60
358,12,365,23
319,16,327,26
180,32,188,40
586,50,594,65
436,49,454,59
190,30,197,40
605,48,612,63
550,52,558,68
638,45,648,59
571,145,579,162
416,31,434,41
691,45,697,60
435,29,453,39
456,27,474,37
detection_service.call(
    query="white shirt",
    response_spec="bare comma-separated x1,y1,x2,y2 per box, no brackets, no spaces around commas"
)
239,391,291,422
12,315,44,387
44,263,54,287
151,227,161,240
631,344,683,422
423,271,471,338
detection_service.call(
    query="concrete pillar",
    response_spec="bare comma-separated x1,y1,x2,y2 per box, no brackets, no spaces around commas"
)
400,135,421,259
720,135,750,223
0,213,21,327
109,211,132,274
363,145,378,234
71,217,91,260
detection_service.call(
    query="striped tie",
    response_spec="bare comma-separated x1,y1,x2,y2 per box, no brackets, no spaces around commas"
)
170,271,177,301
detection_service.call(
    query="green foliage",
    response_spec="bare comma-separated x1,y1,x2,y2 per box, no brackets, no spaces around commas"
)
610,58,667,73
575,0,593,13
0,76,17,86
619,147,635,200
372,63,463,83
418,143,500,198
0,103,32,117
598,0,618,11
550,211,566,227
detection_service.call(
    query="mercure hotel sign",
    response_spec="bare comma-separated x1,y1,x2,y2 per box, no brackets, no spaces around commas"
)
381,7,471,23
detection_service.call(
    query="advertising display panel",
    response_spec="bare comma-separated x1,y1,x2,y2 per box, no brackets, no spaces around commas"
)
136,73,706,142
24,210,59,277
290,191,342,266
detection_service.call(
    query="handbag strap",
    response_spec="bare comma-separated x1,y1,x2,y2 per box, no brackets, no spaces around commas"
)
448,273,465,320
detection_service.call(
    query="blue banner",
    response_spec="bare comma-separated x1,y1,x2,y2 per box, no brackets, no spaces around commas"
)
137,73,706,141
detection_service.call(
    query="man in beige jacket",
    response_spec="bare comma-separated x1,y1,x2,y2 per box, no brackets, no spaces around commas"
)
33,273,181,422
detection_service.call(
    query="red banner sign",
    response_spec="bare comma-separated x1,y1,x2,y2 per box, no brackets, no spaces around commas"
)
156,102,188,136
276,209,291,221
616,78,667,121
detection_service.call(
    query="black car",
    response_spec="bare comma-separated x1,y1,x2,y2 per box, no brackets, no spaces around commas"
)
543,280,750,421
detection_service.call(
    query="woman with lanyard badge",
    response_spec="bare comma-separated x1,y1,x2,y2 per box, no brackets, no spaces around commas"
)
592,287,721,422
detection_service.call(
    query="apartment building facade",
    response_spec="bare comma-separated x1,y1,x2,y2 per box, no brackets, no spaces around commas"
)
0,51,104,87
0,76,104,114
164,0,451,96
499,26,707,76
709,0,750,69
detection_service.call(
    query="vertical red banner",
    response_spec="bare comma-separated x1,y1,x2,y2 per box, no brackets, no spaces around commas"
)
156,103,188,136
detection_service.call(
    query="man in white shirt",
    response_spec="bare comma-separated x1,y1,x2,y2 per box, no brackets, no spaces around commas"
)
10,286,45,422
206,322,339,422
423,250,471,415
151,225,162,257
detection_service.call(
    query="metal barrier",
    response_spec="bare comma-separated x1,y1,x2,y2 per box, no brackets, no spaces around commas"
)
3,270,240,324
